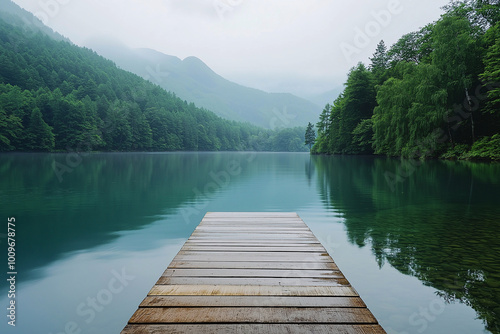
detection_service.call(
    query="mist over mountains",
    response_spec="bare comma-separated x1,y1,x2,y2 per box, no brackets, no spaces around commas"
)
87,39,322,129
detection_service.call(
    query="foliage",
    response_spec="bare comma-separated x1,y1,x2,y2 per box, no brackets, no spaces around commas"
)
312,63,375,155
369,40,389,85
462,134,500,160
0,16,308,152
313,1,500,161
304,122,316,151
480,21,500,114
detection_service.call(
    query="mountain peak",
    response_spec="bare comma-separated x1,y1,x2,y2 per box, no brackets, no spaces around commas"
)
84,43,320,127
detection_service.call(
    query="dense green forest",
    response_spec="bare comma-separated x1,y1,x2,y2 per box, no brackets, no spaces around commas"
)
313,0,500,161
0,11,308,152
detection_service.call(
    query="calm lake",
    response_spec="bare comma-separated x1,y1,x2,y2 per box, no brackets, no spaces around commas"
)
0,152,499,334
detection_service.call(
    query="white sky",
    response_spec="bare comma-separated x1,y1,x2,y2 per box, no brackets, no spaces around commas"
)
12,0,451,97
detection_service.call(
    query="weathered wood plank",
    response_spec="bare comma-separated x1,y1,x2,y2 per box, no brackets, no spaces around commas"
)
183,242,323,247
186,238,320,243
190,232,316,238
199,222,307,227
193,229,311,233
186,239,322,247
180,246,326,252
122,324,386,334
139,296,366,308
156,276,350,286
128,307,377,324
148,284,359,296
168,261,339,270
204,212,299,217
198,226,307,229
174,252,333,262
162,269,341,278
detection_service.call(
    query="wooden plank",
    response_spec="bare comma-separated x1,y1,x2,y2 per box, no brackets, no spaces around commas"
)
172,253,333,262
180,246,326,252
194,230,311,233
128,307,377,324
204,212,299,217
148,285,359,296
140,296,366,308
156,276,350,286
122,324,386,334
190,232,316,238
199,223,307,226
196,224,311,233
168,261,339,270
200,221,307,224
186,238,320,244
193,230,312,232
184,241,325,249
162,269,341,278
186,239,322,247
176,251,331,256
196,221,311,227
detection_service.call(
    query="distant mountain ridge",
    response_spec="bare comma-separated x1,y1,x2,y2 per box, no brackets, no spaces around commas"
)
87,40,321,129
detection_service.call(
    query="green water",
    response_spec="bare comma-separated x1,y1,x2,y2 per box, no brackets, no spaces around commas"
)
0,152,499,333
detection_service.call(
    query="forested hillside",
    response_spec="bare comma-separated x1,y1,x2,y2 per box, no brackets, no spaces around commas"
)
313,0,500,161
87,43,321,129
0,6,307,152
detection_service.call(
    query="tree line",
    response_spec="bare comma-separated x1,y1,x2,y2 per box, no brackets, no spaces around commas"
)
0,16,308,152
312,0,500,161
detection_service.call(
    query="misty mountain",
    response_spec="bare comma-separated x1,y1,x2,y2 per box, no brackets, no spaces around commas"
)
0,0,68,42
305,87,344,109
87,40,321,129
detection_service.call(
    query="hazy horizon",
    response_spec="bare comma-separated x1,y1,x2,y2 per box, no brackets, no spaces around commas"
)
12,0,450,98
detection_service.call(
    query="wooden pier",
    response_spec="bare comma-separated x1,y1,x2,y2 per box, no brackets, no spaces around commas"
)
121,212,386,333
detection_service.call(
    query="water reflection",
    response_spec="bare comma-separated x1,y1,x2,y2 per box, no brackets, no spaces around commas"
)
313,155,500,333
0,153,258,287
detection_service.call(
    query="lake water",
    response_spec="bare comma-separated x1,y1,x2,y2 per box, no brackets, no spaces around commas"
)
0,152,499,334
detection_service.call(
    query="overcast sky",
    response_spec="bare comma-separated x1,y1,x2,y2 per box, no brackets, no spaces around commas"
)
12,0,451,97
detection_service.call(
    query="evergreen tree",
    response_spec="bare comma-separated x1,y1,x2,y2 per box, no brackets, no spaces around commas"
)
304,122,316,151
370,40,389,85
26,108,54,151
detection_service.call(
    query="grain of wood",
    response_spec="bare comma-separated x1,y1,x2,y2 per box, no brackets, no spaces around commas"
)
162,268,342,278
168,261,339,270
121,213,385,334
148,284,359,296
128,307,377,324
121,324,386,334
139,295,366,308
156,276,350,287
